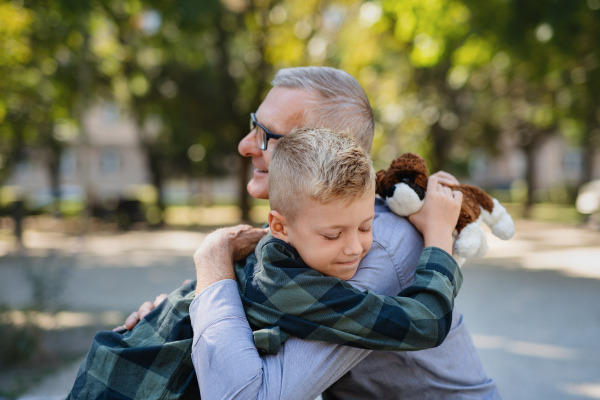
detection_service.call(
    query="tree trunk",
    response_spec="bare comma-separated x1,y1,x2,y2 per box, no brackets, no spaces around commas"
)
12,199,25,251
522,140,536,219
75,18,93,235
580,121,599,187
238,156,252,222
46,132,63,218
430,122,451,173
521,126,554,218
145,145,165,227
229,3,272,223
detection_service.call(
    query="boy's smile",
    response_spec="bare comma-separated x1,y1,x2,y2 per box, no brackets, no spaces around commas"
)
277,195,375,281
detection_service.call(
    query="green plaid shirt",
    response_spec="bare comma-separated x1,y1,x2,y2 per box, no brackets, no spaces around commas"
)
242,236,461,354
68,236,461,399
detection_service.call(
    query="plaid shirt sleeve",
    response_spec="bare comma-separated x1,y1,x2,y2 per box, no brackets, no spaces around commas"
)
237,236,462,354
67,281,200,400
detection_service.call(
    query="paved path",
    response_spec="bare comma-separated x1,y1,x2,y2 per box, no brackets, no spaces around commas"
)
1,221,599,399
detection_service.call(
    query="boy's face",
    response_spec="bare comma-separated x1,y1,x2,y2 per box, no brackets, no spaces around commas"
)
280,194,375,280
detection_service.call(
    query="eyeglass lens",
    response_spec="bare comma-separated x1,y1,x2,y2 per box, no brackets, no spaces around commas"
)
251,114,267,150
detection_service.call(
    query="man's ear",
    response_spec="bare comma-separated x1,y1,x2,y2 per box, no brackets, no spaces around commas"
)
268,210,290,243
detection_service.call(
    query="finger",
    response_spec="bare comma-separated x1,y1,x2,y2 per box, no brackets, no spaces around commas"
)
437,183,451,196
154,293,168,307
137,301,155,320
124,311,139,331
453,190,463,205
431,171,460,186
234,224,253,232
255,228,269,238
182,279,193,286
427,176,439,192
113,325,126,332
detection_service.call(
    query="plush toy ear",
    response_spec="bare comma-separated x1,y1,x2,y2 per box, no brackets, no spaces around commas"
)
375,169,387,198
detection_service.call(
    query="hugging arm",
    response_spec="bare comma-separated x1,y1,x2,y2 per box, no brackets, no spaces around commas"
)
240,239,462,351
192,280,371,400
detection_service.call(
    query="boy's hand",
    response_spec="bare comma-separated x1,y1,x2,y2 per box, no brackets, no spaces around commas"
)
430,170,460,187
408,176,463,254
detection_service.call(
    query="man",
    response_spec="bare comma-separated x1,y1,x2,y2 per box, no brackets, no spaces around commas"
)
134,67,500,399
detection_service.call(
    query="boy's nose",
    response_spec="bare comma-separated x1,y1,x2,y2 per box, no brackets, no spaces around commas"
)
344,233,364,255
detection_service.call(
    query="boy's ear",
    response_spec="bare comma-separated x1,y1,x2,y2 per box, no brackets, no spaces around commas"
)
268,210,290,243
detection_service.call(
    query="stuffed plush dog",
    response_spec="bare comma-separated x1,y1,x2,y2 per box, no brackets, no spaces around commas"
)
376,152,514,265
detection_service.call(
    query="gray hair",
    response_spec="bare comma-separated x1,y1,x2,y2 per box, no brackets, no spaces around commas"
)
272,67,375,153
269,127,376,222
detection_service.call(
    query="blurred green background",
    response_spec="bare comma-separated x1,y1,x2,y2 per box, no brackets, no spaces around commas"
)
1,0,600,398
1,0,599,229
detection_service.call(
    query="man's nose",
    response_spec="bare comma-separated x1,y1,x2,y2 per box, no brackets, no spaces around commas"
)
238,130,260,157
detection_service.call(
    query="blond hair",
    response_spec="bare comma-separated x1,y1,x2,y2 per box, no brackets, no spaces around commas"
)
269,127,376,222
272,67,375,153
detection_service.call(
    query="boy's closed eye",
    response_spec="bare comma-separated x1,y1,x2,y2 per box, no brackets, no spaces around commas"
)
359,225,372,233
322,224,372,241
322,232,341,241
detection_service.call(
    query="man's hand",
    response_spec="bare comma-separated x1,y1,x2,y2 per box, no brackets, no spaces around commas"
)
194,225,268,296
113,225,267,331
113,279,192,331
113,293,167,331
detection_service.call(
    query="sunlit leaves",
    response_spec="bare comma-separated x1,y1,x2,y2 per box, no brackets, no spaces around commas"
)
452,35,493,68
410,33,444,67
0,2,32,66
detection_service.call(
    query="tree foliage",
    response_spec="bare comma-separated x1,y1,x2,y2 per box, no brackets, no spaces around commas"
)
1,0,599,220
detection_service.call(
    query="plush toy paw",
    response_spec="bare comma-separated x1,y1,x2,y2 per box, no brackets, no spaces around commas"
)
452,218,489,259
376,153,515,266
482,199,515,240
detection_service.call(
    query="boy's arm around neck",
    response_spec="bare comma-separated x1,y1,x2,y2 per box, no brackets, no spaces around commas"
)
239,238,462,352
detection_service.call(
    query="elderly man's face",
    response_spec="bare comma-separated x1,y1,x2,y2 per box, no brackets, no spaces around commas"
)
238,87,314,199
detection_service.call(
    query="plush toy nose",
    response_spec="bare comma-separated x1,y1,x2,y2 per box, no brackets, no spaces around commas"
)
386,186,396,198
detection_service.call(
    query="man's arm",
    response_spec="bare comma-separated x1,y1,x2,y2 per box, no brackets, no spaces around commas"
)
192,280,370,400
191,225,373,399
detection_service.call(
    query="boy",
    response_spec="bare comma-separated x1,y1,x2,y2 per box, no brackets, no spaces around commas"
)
235,126,464,353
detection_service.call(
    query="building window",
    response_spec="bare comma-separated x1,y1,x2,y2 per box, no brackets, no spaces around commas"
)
15,158,32,179
60,148,77,176
102,102,121,126
101,148,121,175
564,148,582,181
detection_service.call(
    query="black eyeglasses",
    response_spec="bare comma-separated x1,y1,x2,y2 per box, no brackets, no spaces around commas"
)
250,113,284,150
